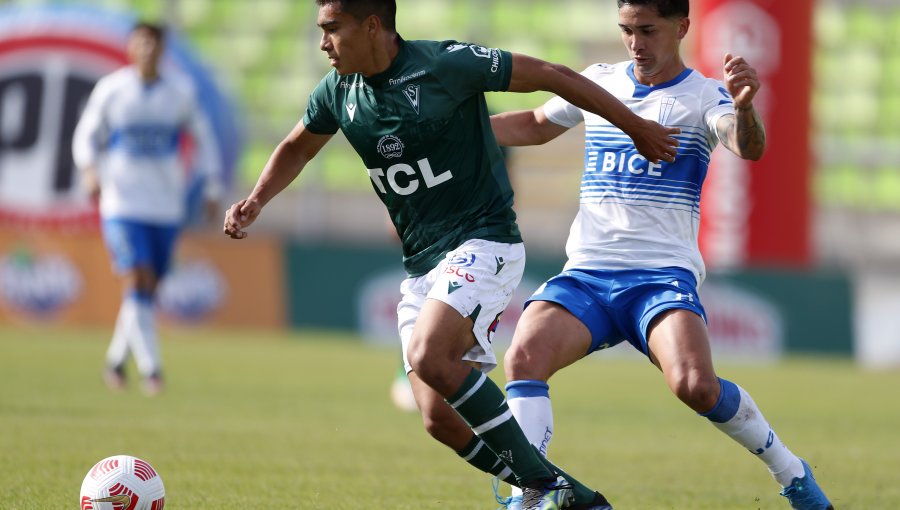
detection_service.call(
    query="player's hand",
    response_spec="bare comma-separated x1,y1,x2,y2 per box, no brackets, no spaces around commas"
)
82,168,101,203
723,53,759,110
630,119,680,164
223,198,261,239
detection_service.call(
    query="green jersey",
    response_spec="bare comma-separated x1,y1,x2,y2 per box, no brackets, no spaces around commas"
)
303,37,522,276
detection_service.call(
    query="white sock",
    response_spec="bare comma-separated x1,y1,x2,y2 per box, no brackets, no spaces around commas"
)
506,380,554,499
704,379,804,487
105,297,136,368
129,299,161,377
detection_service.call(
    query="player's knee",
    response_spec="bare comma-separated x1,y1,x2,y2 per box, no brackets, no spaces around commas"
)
421,412,459,445
504,335,551,380
671,372,720,411
503,342,523,371
407,341,451,389
419,402,468,447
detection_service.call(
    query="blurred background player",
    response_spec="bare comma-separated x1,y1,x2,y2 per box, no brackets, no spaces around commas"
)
224,0,678,507
490,0,832,509
72,21,222,396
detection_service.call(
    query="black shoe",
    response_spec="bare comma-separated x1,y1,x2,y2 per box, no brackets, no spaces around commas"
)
568,491,613,510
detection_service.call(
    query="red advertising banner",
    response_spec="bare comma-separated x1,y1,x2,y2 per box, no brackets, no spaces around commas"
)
693,0,812,268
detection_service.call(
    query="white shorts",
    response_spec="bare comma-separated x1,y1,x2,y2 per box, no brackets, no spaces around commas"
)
398,239,526,374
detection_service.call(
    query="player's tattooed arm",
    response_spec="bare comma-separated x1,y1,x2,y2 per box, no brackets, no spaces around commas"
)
718,106,766,161
718,53,766,161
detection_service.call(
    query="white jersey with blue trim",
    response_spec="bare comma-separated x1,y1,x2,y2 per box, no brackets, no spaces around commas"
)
73,66,220,225
543,61,734,284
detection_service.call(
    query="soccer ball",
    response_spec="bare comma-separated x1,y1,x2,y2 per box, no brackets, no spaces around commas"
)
80,455,165,510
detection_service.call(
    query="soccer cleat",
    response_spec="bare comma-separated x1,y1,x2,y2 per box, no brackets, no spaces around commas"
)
103,366,126,392
521,477,574,510
492,477,522,510
779,459,833,510
495,494,522,510
141,373,164,397
567,491,613,510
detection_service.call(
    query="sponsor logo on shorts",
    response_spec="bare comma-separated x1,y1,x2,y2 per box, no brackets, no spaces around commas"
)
445,265,475,282
448,281,462,294
494,256,505,275
447,253,476,267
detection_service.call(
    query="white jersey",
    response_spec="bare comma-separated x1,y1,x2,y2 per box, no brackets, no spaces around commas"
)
72,66,220,225
543,61,734,284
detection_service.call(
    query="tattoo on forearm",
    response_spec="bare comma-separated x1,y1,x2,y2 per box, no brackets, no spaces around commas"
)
726,107,766,159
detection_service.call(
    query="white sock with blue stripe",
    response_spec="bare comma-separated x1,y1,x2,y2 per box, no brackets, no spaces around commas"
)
507,380,554,499
701,378,804,487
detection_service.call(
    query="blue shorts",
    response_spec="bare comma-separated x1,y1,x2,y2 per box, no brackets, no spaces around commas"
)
101,218,180,278
526,267,707,357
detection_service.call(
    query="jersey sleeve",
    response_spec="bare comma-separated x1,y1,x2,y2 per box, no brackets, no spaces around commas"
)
434,41,513,98
541,64,607,128
181,82,223,201
543,94,584,128
703,80,736,142
302,75,340,135
72,76,113,170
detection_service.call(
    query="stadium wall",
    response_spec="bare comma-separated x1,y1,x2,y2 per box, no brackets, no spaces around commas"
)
283,241,853,358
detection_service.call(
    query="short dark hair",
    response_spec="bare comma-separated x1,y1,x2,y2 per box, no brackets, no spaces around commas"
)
131,21,165,41
315,0,397,31
617,0,689,19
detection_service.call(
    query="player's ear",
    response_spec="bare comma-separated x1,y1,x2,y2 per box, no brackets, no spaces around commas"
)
677,17,690,40
365,14,380,36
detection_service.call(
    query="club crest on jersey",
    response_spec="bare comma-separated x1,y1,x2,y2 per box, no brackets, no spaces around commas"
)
658,96,676,126
402,84,420,114
377,135,404,159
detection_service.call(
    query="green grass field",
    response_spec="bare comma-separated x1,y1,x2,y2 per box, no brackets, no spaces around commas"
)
1,325,898,509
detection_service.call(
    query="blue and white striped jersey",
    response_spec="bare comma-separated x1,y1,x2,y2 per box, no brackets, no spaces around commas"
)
73,66,220,225
543,61,734,284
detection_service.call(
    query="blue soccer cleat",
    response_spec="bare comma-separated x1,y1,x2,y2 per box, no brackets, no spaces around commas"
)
779,459,833,510
492,476,522,510
495,494,523,510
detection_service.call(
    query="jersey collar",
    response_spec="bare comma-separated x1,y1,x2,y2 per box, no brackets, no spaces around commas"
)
627,62,693,99
366,35,408,88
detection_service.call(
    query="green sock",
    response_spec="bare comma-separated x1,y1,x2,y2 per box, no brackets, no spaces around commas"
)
456,435,518,486
446,368,553,487
533,445,601,504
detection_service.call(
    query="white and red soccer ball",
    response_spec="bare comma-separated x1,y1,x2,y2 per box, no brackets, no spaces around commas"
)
80,455,165,510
